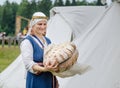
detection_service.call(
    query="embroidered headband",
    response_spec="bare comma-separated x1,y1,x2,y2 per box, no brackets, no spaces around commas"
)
32,16,48,20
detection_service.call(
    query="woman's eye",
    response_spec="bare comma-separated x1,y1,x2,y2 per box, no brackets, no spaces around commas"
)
38,23,42,25
37,23,46,26
44,23,47,26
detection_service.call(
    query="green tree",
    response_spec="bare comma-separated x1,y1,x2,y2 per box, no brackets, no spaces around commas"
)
96,0,104,6
79,0,88,5
37,0,53,17
10,2,19,35
29,0,37,16
58,0,64,6
65,0,71,6
0,6,4,31
71,0,77,6
17,0,30,18
1,0,18,35
54,0,58,6
54,0,64,6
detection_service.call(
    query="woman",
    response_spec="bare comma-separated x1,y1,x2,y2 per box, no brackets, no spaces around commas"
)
20,12,59,88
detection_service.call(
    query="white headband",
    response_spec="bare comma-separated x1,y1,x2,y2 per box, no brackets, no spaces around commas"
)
27,12,47,35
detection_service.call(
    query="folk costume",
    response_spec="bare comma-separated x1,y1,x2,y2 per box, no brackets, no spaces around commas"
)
20,12,58,88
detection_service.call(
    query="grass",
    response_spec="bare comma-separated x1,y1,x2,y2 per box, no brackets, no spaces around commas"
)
0,45,20,73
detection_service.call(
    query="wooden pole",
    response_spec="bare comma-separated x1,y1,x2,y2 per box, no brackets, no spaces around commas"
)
2,36,5,48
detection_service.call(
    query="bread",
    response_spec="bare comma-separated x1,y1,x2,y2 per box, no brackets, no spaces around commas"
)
58,49,79,72
43,42,78,72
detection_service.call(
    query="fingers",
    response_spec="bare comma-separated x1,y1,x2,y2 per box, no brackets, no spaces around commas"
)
47,66,59,72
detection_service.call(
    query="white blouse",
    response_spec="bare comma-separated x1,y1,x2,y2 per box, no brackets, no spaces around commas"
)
20,36,47,74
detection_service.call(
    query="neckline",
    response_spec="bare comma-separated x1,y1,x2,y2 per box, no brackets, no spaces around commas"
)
32,35,45,48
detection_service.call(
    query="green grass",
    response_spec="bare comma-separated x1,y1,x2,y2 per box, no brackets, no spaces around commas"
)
0,45,20,73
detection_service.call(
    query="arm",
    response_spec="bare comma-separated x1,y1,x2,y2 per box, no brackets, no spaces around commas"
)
20,39,48,74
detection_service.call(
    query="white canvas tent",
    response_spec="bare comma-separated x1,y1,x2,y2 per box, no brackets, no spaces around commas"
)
1,1,120,88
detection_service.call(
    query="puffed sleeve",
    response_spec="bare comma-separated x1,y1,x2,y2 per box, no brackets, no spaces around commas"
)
20,39,37,74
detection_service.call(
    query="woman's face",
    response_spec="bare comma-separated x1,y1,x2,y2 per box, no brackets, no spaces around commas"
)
32,20,47,36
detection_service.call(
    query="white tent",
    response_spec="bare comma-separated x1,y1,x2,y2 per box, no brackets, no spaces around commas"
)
1,1,120,88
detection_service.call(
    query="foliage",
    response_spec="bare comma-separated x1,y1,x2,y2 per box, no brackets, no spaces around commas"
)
54,0,64,6
1,0,18,36
65,0,71,6
37,0,53,17
96,0,104,6
71,0,77,6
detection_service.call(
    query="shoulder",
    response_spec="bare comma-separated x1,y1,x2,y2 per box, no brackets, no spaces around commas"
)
20,36,32,47
22,35,34,43
20,39,33,51
20,38,31,46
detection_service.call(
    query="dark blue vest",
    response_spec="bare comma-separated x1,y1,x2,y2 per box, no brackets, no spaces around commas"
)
25,35,53,88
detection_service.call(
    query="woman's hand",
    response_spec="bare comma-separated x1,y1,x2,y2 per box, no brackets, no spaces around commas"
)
44,59,59,72
32,64,48,73
47,65,59,72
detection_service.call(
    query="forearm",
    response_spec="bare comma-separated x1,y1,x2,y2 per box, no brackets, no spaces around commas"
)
32,64,48,72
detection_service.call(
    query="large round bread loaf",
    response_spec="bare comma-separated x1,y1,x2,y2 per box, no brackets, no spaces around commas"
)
43,42,78,72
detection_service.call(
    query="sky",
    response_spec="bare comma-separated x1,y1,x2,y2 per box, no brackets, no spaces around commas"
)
0,0,112,5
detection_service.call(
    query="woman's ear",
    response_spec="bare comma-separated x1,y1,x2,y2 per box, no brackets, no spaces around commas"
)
30,28,34,35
